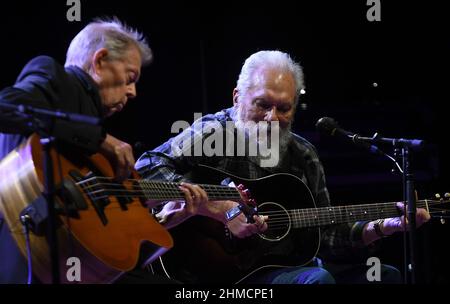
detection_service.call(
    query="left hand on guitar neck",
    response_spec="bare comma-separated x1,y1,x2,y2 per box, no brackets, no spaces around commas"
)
381,202,431,235
363,202,431,245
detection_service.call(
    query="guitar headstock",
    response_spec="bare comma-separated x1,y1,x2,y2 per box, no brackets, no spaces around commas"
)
429,192,450,224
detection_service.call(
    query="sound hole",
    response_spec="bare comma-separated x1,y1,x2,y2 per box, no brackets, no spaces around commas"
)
257,202,291,241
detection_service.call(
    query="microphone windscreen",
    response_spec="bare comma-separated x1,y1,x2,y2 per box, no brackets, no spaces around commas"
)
315,117,338,135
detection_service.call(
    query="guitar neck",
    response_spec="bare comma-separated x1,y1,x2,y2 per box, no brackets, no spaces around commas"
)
138,180,242,202
291,200,430,228
138,179,432,228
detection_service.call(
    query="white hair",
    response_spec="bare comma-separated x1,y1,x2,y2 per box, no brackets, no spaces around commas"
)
65,17,152,71
236,50,305,105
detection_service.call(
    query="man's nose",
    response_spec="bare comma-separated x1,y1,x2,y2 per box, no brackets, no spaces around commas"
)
264,107,279,122
127,83,137,99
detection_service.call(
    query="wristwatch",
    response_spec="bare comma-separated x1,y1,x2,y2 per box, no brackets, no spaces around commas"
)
225,205,242,222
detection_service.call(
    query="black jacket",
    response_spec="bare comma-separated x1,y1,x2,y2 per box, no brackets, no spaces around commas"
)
0,55,105,160
0,56,105,283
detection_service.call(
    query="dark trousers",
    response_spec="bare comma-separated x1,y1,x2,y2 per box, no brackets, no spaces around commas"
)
243,262,402,284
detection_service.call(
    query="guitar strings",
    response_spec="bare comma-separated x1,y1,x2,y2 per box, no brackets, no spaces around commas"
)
78,180,444,213
79,197,448,228
77,177,239,192
76,177,447,205
78,178,444,209
80,181,241,200
80,184,444,213
78,178,242,202
74,177,448,227
49,199,445,228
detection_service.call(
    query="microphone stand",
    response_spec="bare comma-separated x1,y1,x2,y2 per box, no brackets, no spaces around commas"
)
1,102,101,284
315,118,423,283
392,148,410,284
401,145,418,284
358,133,420,284
41,135,59,284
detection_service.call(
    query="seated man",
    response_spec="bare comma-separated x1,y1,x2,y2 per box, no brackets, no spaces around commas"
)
135,50,430,284
0,17,211,284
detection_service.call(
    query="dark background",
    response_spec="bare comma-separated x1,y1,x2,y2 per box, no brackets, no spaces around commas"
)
1,0,449,284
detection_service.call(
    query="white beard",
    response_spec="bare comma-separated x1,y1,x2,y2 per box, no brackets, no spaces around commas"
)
232,104,292,168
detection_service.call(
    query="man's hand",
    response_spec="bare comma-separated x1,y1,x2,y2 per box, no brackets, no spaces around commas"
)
184,181,268,238
363,202,431,245
99,133,135,182
178,182,210,216
226,213,268,238
381,202,431,235
154,182,268,237
154,182,211,229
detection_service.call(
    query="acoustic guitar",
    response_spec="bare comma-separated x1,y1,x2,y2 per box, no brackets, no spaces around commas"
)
152,164,449,284
1,136,446,284
0,135,251,283
0,134,176,283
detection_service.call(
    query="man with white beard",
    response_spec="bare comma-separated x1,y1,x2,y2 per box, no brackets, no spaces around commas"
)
135,50,429,284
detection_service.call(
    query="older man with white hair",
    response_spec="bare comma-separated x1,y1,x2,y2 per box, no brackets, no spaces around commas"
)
136,50,430,284
0,17,188,284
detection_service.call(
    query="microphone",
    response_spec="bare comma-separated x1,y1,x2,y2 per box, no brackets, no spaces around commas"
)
315,117,383,155
315,117,424,150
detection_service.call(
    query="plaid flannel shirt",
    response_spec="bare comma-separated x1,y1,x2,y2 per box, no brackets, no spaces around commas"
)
135,107,375,263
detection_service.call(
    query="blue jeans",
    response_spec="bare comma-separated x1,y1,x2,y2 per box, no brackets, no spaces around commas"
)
244,259,402,284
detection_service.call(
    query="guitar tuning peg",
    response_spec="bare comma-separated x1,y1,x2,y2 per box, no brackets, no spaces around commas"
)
440,217,446,225
435,193,441,199
444,193,450,198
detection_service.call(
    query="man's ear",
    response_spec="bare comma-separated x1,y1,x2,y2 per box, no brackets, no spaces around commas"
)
232,88,239,106
91,48,109,77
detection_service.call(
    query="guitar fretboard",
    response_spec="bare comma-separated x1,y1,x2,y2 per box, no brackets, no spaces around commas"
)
287,201,430,228
138,180,242,202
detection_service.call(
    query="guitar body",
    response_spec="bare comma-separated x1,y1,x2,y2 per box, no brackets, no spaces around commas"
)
157,165,321,284
0,135,173,283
